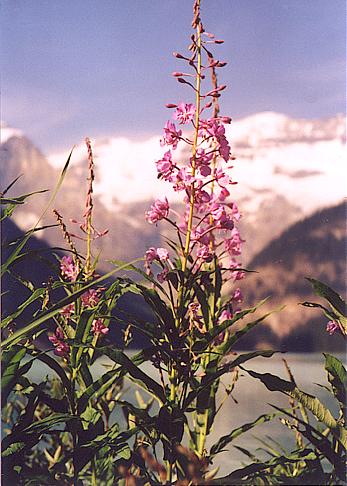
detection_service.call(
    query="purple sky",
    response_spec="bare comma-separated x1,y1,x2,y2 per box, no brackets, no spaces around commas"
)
1,0,346,152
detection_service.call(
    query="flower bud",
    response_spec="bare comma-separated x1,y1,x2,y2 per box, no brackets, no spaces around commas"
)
209,59,219,67
173,51,184,59
166,103,178,108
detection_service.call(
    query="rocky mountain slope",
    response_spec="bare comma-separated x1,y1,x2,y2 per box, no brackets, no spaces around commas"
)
1,113,345,350
0,131,305,268
0,136,161,271
237,202,346,351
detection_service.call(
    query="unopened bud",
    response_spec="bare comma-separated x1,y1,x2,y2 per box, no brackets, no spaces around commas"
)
215,39,224,44
166,103,178,108
221,116,232,124
172,72,184,77
218,61,227,67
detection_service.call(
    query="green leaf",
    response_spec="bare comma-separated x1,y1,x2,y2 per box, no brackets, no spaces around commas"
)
22,413,80,435
77,368,122,414
307,278,346,317
75,427,138,472
183,351,276,409
26,350,71,394
1,151,72,277
70,309,94,367
210,412,279,457
209,448,317,484
2,258,143,349
1,441,25,457
1,288,47,329
270,403,346,478
192,298,271,353
324,353,346,417
306,278,347,333
1,346,32,406
101,347,165,403
243,367,347,448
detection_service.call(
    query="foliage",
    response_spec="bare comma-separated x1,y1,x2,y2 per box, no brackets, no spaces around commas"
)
1,1,345,485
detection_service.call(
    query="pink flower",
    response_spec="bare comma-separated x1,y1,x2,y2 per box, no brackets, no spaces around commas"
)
197,244,214,262
173,102,196,124
193,186,211,206
60,302,75,318
145,197,169,224
49,328,70,358
229,202,241,221
215,168,231,187
326,320,339,336
145,247,169,264
81,289,100,308
218,136,231,161
156,151,175,180
191,227,212,247
60,256,78,281
232,288,243,303
145,247,158,265
218,187,230,201
171,167,195,192
54,342,70,358
198,118,218,138
198,119,231,161
194,149,213,176
210,203,234,230
160,121,182,149
218,309,233,323
229,259,245,281
225,228,244,255
156,248,169,261
92,319,109,335
157,268,169,283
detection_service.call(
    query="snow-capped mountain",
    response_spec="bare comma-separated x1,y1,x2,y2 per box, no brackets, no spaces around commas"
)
46,111,345,214
1,114,345,349
1,111,345,264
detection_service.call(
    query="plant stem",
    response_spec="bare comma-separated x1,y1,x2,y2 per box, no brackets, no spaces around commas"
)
91,458,97,486
84,137,95,279
175,0,202,326
181,11,202,274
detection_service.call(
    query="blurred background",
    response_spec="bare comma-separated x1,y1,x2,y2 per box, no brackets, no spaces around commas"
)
1,0,346,352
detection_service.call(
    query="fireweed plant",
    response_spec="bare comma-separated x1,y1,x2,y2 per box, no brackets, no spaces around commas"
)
1,2,276,483
110,0,279,481
2,1,346,485
1,140,144,485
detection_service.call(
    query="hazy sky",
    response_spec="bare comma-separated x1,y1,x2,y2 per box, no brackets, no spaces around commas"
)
1,0,346,152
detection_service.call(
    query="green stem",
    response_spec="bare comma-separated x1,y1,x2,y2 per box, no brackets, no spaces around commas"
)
174,0,202,328
181,17,202,274
91,458,97,486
